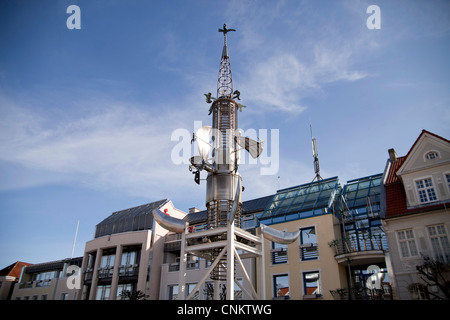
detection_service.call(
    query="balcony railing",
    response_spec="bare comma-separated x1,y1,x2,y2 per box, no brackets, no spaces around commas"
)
119,265,139,277
35,279,52,287
328,235,387,256
167,260,201,272
97,266,114,278
19,281,33,289
19,279,54,289
330,283,392,300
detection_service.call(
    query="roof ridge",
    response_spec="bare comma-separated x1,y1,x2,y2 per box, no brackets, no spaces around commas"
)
111,199,168,215
403,129,450,161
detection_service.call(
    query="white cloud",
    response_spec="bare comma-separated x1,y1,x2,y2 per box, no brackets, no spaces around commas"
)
225,2,369,114
0,94,200,200
240,44,367,113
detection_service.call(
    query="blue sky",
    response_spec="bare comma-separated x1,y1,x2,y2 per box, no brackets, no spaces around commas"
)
0,0,449,267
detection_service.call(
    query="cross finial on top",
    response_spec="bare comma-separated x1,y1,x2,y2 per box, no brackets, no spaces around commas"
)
218,24,236,45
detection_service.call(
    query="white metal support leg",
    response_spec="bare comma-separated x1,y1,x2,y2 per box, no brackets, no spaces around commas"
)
226,221,235,300
177,226,187,300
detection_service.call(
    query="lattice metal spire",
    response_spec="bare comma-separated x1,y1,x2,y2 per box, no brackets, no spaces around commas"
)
217,24,235,99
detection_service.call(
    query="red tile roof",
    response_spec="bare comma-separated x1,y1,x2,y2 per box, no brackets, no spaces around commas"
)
0,261,32,278
385,156,406,185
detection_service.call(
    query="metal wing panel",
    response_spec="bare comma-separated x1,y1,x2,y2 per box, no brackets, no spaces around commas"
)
260,224,300,244
236,136,263,159
196,126,213,160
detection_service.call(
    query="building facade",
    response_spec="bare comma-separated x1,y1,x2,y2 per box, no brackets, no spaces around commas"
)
79,199,187,300
258,174,391,300
382,130,450,300
0,261,32,300
9,131,449,300
10,257,82,300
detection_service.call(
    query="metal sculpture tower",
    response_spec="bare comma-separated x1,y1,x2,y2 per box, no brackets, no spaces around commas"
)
153,24,301,300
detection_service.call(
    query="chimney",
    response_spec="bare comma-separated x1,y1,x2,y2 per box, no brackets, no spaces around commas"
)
189,207,201,214
388,148,397,162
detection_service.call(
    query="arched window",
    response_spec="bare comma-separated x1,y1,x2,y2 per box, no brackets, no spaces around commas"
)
425,151,439,160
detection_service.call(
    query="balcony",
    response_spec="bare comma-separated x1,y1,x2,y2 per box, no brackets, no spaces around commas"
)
330,283,393,300
19,279,54,289
329,235,386,265
167,260,201,272
97,266,114,279
164,233,182,252
119,264,139,278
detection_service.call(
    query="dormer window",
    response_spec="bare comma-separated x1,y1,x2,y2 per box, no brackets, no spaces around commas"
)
425,151,439,160
415,178,437,203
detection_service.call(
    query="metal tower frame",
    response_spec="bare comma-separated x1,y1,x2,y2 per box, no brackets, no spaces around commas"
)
152,24,300,300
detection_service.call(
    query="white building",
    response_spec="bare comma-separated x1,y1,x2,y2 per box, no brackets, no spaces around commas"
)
382,130,450,300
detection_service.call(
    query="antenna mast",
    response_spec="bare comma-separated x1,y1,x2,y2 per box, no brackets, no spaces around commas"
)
310,124,323,182
71,220,80,259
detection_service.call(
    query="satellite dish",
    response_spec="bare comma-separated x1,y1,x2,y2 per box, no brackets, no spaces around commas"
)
196,126,213,160
236,136,263,159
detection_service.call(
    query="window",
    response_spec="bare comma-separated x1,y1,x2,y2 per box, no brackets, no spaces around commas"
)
300,227,318,260
271,242,288,264
428,225,450,262
446,174,450,191
415,178,437,203
186,283,199,300
168,285,178,300
425,151,439,160
60,293,68,300
41,294,47,300
408,283,429,300
303,271,321,297
117,283,134,300
273,274,289,298
34,270,58,281
397,229,418,258
99,251,115,278
101,253,115,268
120,249,139,276
96,285,110,300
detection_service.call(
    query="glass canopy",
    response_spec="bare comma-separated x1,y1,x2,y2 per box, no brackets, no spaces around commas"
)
340,173,383,218
259,177,341,225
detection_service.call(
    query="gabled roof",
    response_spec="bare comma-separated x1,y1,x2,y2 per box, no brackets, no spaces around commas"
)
385,156,406,185
403,130,450,160
397,129,450,176
0,261,32,278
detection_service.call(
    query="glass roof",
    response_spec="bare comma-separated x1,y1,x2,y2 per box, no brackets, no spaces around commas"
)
342,174,382,209
259,177,341,224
